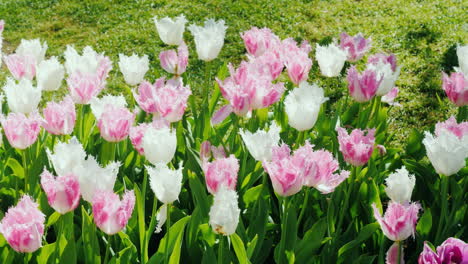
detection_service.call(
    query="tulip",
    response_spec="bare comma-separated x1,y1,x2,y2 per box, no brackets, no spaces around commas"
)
92,190,135,235
240,27,281,57
188,19,227,61
3,77,41,114
455,44,468,75
385,166,415,204
372,201,421,242
442,72,468,107
46,136,86,177
282,38,312,85
263,144,304,197
382,87,401,106
435,116,468,140
239,122,281,161
436,237,468,264
67,71,104,104
129,119,170,155
200,141,227,162
118,53,149,86
159,42,189,76
0,112,41,149
346,66,382,102
42,95,76,135
64,45,112,78
315,43,348,77
40,169,80,214
76,157,120,202
367,53,401,96
284,82,328,131
15,38,47,63
422,129,468,176
36,56,65,91
3,54,36,80
418,242,440,264
134,80,160,114
386,242,405,264
249,50,284,81
340,32,371,62
0,195,45,253
142,126,177,164
209,187,240,236
336,127,375,166
147,162,183,204
154,78,192,122
97,105,135,142
202,154,239,195
90,94,127,120
153,15,187,46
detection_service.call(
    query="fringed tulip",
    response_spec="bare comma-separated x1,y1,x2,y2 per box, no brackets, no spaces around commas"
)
435,116,468,140
42,95,76,135
154,78,191,122
77,157,120,202
153,15,187,46
346,66,382,102
129,119,170,155
0,195,45,253
36,56,65,91
442,72,468,106
40,169,80,214
340,32,371,62
188,19,227,61
147,162,183,204
97,105,135,142
385,167,415,204
372,201,421,242
47,136,86,176
3,77,41,114
382,87,401,106
0,112,41,149
436,237,468,264
202,154,239,195
418,242,440,264
15,38,47,63
142,126,177,164
92,190,135,235
159,42,189,75
67,72,104,104
250,50,284,81
118,53,149,86
386,242,404,264
239,122,281,161
284,82,328,131
64,45,112,79
336,127,376,166
315,43,348,77
134,80,159,114
282,38,312,85
209,187,240,236
367,53,401,96
90,94,127,120
455,44,468,75
3,54,36,80
241,27,281,57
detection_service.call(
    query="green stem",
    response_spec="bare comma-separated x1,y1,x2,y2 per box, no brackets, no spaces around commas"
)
218,235,224,264
435,176,449,244
144,197,158,263
279,197,289,264
297,188,309,228
397,241,402,264
104,235,112,264
457,105,467,122
336,166,359,233
22,149,28,194
164,204,171,264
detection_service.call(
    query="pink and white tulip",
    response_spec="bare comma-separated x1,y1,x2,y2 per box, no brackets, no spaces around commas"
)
3,54,36,80
3,77,41,114
1,112,41,149
36,56,65,91
337,127,375,166
442,72,468,106
47,136,86,177
64,45,112,80
129,119,170,155
67,72,104,104
386,242,404,264
202,153,239,195
42,95,76,135
372,201,421,242
0,195,45,253
40,169,80,214
97,105,135,142
282,38,312,85
118,53,149,86
418,242,440,264
340,32,371,62
155,78,191,122
241,27,281,57
367,53,401,96
15,38,47,64
435,116,468,140
436,237,468,264
346,66,382,102
92,190,135,235
159,42,189,75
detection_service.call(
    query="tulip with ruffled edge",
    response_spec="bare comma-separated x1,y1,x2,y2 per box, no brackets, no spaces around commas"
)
142,126,177,164
3,77,41,114
42,95,76,135
442,72,468,107
118,53,149,86
385,167,416,204
281,38,312,85
315,42,348,77
240,27,281,57
202,153,239,195
159,42,189,76
92,190,135,235
188,19,227,62
36,56,65,91
239,122,281,162
153,15,187,46
336,126,376,167
346,65,382,103
340,32,371,62
40,169,80,214
3,54,36,80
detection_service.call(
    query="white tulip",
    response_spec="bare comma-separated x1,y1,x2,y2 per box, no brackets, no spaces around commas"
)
46,136,86,176
155,204,168,233
64,45,102,74
15,39,47,63
315,43,347,77
240,122,281,161
142,126,177,164
77,157,120,202
147,162,183,204
455,44,468,75
188,19,227,61
90,94,127,120
284,82,328,131
3,78,41,114
118,53,149,86
423,129,468,176
385,166,416,203
36,57,65,91
367,60,401,96
153,15,187,46
209,187,240,236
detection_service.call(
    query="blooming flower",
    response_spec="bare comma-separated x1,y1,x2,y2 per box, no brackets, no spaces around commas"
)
282,38,312,85
153,15,187,46
202,154,239,195
129,119,170,155
240,27,281,57
455,44,468,75
336,127,376,166
40,169,80,214
36,56,65,91
385,166,416,204
240,122,281,161
76,157,120,202
3,54,36,80
118,53,149,86
15,38,47,64
46,136,86,177
188,19,227,61
142,126,177,164
418,242,440,264
382,87,401,106
435,116,468,140
42,95,76,135
346,65,382,102
442,72,468,107
340,32,371,62
315,42,348,77
97,105,135,142
154,78,192,123
67,71,104,104
159,42,189,75
147,162,183,204
284,82,328,131
367,53,401,96
418,238,468,264
0,196,45,253
64,45,112,80
0,112,41,149
3,77,41,114
92,190,135,235
209,187,240,236
372,201,421,241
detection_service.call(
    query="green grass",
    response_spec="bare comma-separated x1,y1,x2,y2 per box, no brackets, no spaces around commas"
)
0,0,466,145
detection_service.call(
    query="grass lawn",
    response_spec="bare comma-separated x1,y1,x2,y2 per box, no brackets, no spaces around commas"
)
0,0,466,145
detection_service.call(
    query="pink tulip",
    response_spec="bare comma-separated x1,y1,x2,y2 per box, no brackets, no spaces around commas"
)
135,80,160,114
155,78,192,122
340,32,371,62
40,169,80,214
346,66,382,102
67,72,103,104
418,242,441,264
42,95,76,135
0,112,41,149
129,119,169,155
282,38,312,85
92,190,135,235
382,87,401,106
3,54,36,80
96,56,112,84
202,153,239,195
435,116,468,140
372,201,421,241
241,27,281,57
0,195,45,253
436,237,468,264
159,41,189,75
442,72,468,106
97,105,135,142
250,50,284,80
386,242,404,264
262,144,304,197
337,127,375,166
368,53,397,72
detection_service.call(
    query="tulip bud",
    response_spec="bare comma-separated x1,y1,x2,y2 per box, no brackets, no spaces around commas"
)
385,166,415,203
315,43,347,77
442,72,468,107
15,38,47,64
455,44,468,76
189,19,227,61
202,154,239,195
46,136,86,177
142,126,177,164
337,127,375,166
0,112,41,149
153,15,187,46
346,66,381,102
118,53,149,86
284,82,328,131
3,77,41,114
240,122,281,161
0,195,45,253
42,95,76,135
339,32,371,62
3,54,36,80
40,169,80,214
92,190,135,235
36,56,65,91
209,187,240,236
372,202,421,242
76,157,120,202
418,242,440,264
159,42,189,75
147,162,183,204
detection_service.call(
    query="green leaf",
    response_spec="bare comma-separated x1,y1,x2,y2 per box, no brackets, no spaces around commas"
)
338,223,380,257
81,206,101,264
169,217,189,264
295,218,327,262
46,212,61,227
416,207,432,236
246,235,258,259
36,243,56,264
230,233,250,264
6,158,24,179
156,216,191,255
134,185,146,262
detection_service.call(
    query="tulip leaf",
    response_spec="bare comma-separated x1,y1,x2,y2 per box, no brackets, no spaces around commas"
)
416,207,432,236
6,158,24,179
337,223,379,257
231,233,250,264
295,217,327,262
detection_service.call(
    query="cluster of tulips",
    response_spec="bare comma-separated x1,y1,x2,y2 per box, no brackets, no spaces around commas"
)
0,14,466,263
